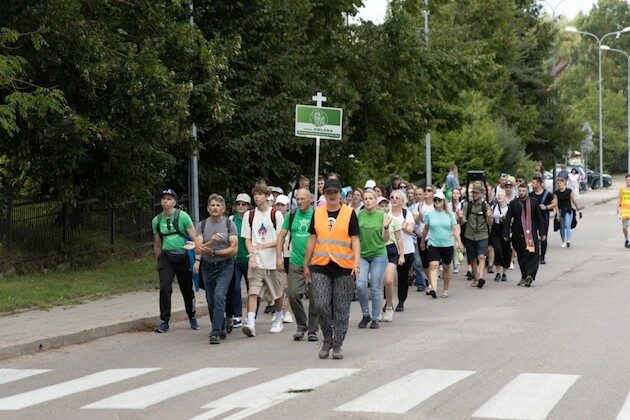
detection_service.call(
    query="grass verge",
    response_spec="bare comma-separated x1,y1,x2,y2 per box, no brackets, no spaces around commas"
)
0,256,158,314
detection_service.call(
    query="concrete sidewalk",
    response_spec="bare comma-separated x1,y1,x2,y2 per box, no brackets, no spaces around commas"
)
0,178,624,362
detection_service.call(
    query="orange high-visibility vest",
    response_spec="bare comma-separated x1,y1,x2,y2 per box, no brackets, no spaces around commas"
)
620,186,630,218
312,204,355,268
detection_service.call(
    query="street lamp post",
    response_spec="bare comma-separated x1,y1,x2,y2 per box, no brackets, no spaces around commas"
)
565,26,630,189
600,45,630,174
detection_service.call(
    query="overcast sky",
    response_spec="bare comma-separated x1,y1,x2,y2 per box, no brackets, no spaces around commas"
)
356,0,600,24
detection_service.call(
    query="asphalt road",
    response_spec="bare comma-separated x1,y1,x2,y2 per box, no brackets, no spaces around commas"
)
0,197,628,419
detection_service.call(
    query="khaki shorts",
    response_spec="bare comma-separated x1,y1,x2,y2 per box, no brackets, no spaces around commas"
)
248,267,283,301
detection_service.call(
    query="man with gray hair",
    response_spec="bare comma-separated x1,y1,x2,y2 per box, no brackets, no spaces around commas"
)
194,194,238,345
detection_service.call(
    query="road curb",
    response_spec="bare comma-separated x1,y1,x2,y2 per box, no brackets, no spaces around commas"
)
0,305,208,362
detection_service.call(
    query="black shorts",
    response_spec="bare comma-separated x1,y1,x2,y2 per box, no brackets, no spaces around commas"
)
427,245,454,265
417,238,430,269
386,243,399,264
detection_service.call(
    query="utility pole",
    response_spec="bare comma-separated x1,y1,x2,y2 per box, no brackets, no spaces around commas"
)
189,2,199,223
423,0,431,186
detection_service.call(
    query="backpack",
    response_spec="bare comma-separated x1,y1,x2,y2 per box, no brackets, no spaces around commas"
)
248,208,280,234
156,209,189,240
287,210,297,246
465,201,489,228
200,217,231,238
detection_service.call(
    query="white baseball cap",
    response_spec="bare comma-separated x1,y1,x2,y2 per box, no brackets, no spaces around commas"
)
235,193,251,205
271,186,284,194
434,189,446,200
275,194,290,206
364,179,376,189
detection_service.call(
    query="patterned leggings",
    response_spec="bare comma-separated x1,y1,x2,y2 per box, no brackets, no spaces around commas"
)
311,272,355,346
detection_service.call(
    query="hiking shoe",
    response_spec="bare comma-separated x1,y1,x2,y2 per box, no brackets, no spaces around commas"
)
429,290,437,299
283,312,294,323
525,275,534,287
358,315,371,329
220,330,228,340
319,340,333,359
395,302,404,312
517,278,526,286
487,265,494,273
154,321,169,333
501,273,507,282
270,318,284,333
209,335,220,345
233,318,242,328
369,320,380,329
466,271,474,280
494,273,501,282
477,278,486,289
332,344,343,359
189,317,199,330
242,323,256,337
382,306,394,322
225,317,233,333
293,330,305,341
308,332,319,342
417,286,425,292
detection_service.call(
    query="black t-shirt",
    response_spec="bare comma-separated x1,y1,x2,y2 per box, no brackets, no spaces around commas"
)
308,207,360,277
554,188,573,210
529,189,553,219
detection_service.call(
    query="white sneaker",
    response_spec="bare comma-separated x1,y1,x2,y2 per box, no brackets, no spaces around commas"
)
453,266,459,274
270,318,284,333
509,262,515,270
242,323,256,337
382,306,394,322
561,242,567,248
283,312,294,323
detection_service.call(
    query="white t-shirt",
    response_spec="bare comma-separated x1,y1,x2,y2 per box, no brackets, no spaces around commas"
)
414,201,434,237
389,209,416,254
241,208,284,269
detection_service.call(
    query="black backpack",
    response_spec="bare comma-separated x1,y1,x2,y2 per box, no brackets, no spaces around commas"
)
156,209,188,240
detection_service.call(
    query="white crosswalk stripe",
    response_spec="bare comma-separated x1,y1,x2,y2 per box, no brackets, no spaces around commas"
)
617,391,630,420
472,373,580,419
0,368,158,411
0,369,50,386
82,368,257,410
192,368,358,420
335,369,475,414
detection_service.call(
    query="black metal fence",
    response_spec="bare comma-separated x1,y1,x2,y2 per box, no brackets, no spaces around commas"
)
0,191,160,267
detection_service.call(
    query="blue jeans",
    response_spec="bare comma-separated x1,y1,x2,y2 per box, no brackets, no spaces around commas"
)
559,210,572,242
201,259,234,336
356,256,388,321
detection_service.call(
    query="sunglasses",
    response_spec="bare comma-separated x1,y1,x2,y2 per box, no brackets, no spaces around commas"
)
166,218,172,230
424,188,433,192
433,198,444,202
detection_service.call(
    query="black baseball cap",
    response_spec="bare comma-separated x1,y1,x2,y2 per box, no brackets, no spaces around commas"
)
323,179,342,192
160,188,178,199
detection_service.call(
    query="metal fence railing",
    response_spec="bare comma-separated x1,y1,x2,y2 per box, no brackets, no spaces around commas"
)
0,191,160,266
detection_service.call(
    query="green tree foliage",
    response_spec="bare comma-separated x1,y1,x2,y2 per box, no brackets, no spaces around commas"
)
1,0,233,200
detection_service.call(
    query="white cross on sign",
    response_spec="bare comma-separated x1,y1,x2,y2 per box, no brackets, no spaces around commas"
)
312,92,327,107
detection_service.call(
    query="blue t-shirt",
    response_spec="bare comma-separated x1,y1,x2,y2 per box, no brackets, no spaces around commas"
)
424,210,456,247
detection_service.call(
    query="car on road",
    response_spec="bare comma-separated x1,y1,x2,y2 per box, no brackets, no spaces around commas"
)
584,167,612,189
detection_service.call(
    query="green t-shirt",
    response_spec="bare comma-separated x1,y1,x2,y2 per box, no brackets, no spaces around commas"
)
357,209,387,259
151,210,194,252
231,213,249,263
283,207,314,266
385,217,401,246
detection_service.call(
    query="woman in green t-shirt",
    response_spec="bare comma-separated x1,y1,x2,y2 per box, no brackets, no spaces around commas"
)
356,189,391,329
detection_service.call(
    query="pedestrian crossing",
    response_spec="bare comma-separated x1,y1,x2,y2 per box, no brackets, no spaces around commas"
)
0,367,627,419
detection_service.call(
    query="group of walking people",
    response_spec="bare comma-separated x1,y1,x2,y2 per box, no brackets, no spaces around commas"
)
150,165,604,359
